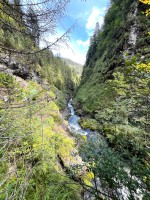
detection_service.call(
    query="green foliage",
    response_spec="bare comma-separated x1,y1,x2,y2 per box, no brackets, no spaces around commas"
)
62,57,83,76
26,168,81,200
19,81,44,100
79,134,150,199
39,51,79,94
79,117,101,131
0,72,16,88
76,60,150,198
0,78,81,200
0,72,20,103
55,91,67,110
0,0,38,52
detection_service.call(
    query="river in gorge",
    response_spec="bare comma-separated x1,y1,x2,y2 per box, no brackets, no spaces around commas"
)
67,99,144,200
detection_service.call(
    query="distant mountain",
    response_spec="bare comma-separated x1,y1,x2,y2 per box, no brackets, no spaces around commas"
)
62,58,83,75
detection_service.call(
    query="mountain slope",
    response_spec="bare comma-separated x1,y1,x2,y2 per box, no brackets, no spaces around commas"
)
75,1,150,197
62,57,83,75
76,0,150,112
0,1,82,199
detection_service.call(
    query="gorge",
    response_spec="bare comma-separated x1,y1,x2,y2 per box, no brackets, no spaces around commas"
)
0,0,150,199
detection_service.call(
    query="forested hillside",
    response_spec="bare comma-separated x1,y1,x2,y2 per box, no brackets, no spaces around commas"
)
0,1,83,199
62,57,83,75
75,0,150,199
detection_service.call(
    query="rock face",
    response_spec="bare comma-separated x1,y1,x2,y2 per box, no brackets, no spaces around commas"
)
123,3,138,58
0,54,41,83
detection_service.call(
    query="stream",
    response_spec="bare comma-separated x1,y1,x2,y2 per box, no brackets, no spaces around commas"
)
68,98,93,136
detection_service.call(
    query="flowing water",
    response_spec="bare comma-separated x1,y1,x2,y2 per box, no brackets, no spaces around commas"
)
68,99,93,136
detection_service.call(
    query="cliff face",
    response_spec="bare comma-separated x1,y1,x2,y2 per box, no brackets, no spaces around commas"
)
0,54,41,83
76,0,150,113
75,3,150,193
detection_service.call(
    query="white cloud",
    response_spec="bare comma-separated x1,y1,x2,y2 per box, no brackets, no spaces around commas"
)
98,16,104,28
53,41,86,65
77,39,90,47
86,6,105,33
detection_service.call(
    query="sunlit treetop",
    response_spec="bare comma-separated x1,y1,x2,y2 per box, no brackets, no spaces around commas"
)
139,0,150,16
139,0,150,4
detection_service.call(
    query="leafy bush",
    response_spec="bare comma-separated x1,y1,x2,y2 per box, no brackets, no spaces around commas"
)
79,117,101,131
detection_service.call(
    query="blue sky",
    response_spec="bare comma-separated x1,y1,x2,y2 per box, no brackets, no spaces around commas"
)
50,0,110,64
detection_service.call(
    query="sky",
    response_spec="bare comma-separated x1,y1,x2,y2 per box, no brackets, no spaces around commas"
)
47,0,110,65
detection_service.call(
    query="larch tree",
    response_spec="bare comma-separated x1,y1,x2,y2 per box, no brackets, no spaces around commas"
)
0,0,74,55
